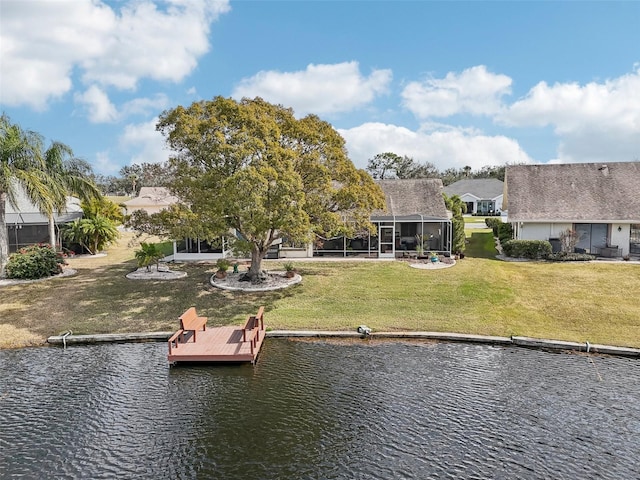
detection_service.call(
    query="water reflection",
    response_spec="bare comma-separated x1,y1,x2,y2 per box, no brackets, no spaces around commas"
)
1,340,639,479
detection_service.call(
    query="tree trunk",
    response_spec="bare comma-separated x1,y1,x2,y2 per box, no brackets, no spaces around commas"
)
245,245,268,283
0,194,8,278
48,214,56,249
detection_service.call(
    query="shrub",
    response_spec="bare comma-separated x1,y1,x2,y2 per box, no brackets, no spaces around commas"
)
215,258,232,272
497,223,514,245
6,244,65,279
135,243,164,271
558,229,579,253
62,216,119,255
546,252,596,262
502,240,552,259
485,217,502,234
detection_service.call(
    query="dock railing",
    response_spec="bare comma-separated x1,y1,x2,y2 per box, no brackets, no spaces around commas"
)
242,306,265,356
168,329,185,355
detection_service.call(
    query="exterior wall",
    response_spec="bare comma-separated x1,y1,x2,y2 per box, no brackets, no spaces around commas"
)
515,222,631,256
610,224,630,256
279,245,313,258
458,193,503,214
515,222,573,241
169,252,225,262
459,193,479,213
493,195,504,212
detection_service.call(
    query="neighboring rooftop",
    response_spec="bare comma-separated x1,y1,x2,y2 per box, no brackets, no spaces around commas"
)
505,162,640,222
5,186,82,225
122,187,179,208
373,178,449,219
443,178,504,199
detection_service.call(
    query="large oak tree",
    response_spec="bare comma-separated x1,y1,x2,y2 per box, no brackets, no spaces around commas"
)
156,96,385,281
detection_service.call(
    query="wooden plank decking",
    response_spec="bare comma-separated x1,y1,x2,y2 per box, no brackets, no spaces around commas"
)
168,307,265,364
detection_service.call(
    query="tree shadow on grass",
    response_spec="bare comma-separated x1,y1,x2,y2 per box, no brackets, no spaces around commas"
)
5,261,304,338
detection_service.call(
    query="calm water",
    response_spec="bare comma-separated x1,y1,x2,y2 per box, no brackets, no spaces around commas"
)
1,340,639,479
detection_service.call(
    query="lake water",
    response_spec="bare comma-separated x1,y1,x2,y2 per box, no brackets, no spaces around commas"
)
1,339,639,479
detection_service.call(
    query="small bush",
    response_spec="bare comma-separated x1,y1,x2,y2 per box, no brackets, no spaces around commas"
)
485,217,502,231
546,252,596,262
497,223,514,244
215,258,232,272
135,243,164,271
6,244,65,279
502,240,552,259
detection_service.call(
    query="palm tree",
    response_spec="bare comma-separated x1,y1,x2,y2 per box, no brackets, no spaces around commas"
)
0,115,50,277
36,142,100,249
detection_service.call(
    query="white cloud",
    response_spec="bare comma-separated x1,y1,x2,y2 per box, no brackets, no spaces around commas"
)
401,65,512,118
231,61,392,116
75,86,118,123
339,122,532,171
498,68,640,163
121,94,170,118
93,151,121,175
0,0,230,109
119,118,170,165
75,88,169,123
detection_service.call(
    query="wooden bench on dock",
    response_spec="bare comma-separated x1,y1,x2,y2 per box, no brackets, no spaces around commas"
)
168,305,266,364
242,306,265,357
179,307,207,341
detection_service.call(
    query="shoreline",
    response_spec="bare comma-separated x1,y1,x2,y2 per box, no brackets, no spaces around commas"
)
44,330,640,358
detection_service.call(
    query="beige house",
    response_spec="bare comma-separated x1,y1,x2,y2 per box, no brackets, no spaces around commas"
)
505,162,640,257
122,187,180,215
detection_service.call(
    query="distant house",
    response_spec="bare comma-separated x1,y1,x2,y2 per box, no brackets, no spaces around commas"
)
5,187,82,252
313,179,452,258
505,162,640,257
124,187,231,261
443,178,504,215
122,187,179,215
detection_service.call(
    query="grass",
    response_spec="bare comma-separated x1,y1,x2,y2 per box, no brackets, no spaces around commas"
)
1,230,639,349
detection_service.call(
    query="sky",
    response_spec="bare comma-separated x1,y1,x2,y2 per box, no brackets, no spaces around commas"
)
1,0,639,176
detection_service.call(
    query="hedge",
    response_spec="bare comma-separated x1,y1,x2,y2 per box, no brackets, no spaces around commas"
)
497,223,513,245
502,239,552,259
546,252,596,262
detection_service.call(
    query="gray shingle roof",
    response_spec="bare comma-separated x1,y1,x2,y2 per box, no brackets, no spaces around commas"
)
5,186,82,225
505,162,640,222
443,178,504,199
373,179,448,219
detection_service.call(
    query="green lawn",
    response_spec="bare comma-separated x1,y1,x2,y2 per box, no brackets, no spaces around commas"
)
1,230,639,349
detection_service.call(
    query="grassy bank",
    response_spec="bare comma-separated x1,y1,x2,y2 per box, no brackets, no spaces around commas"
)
1,230,639,349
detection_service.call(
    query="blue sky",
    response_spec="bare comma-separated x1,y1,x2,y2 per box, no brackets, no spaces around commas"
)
1,0,639,175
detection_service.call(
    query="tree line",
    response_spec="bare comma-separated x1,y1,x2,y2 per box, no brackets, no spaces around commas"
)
365,152,508,185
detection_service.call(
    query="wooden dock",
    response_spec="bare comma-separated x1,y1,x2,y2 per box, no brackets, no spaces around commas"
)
168,306,265,364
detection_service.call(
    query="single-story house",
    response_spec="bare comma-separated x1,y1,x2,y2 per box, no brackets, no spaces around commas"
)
128,180,452,261
504,162,640,257
4,187,83,252
123,187,231,261
443,178,504,215
311,178,452,258
122,187,180,215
